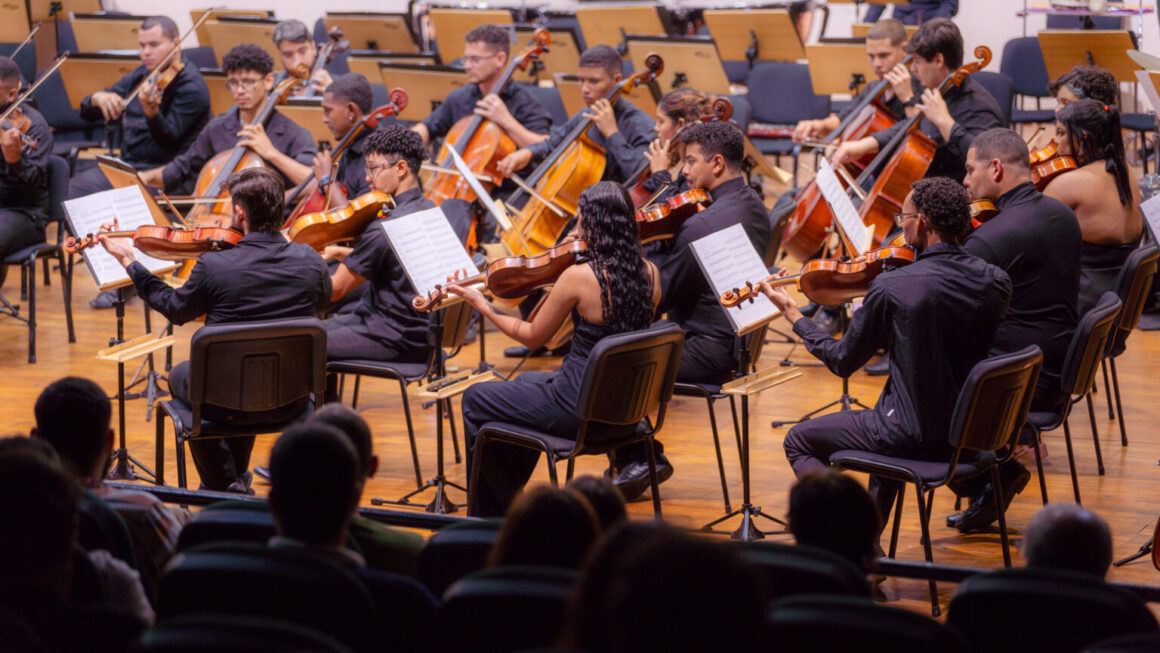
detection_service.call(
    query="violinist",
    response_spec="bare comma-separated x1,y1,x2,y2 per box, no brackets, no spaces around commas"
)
413,24,551,149
949,128,1081,533
456,181,661,517
637,88,712,203
0,56,53,290
273,20,333,98
1047,65,1118,113
140,45,316,194
761,177,1011,542
611,122,769,500
1042,100,1143,314
310,73,376,210
70,15,211,200
97,168,331,492
832,18,1003,183
497,45,656,185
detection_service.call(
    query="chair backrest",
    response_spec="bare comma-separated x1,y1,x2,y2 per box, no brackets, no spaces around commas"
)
0,41,37,85
416,518,502,598
767,595,969,653
176,506,278,552
439,565,577,652
134,614,357,653
739,542,871,600
1060,292,1121,397
1107,244,1160,357
1000,36,1051,98
47,156,70,226
1046,15,1123,30
524,83,569,127
181,46,218,70
947,345,1042,455
726,93,752,134
575,320,684,426
748,62,831,124
972,71,1014,127
946,567,1159,653
1082,632,1160,652
187,317,327,418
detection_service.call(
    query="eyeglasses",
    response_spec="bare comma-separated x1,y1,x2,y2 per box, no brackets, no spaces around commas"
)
462,54,499,65
365,159,399,178
893,212,921,227
225,78,263,92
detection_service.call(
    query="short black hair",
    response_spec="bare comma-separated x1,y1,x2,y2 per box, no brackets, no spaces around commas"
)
308,404,373,479
970,127,1031,172
34,377,111,480
910,176,972,242
566,475,627,531
1048,65,1118,107
223,44,274,76
464,23,511,56
365,124,426,176
681,121,745,170
0,56,20,85
907,17,963,70
489,486,600,569
578,45,622,78
268,424,362,545
1023,503,1113,578
326,73,373,114
788,471,882,572
140,16,178,40
0,440,78,585
273,19,310,46
226,168,284,232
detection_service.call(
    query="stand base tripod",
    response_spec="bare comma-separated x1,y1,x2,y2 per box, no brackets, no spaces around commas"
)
771,375,872,428
1113,537,1154,567
373,476,467,514
702,503,787,541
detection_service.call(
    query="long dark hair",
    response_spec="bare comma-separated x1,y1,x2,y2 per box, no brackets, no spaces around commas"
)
577,181,653,333
1057,99,1132,207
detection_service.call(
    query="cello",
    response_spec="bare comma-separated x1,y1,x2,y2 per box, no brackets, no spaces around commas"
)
425,28,550,206
501,54,664,256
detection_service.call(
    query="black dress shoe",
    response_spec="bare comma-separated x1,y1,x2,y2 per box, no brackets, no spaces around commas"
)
612,454,674,501
865,353,890,376
503,345,568,358
225,470,255,495
950,463,1031,532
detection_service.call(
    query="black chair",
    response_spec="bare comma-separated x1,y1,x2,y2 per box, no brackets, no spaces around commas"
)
468,321,684,518
175,506,277,551
831,345,1043,616
157,543,381,653
416,518,502,598
181,46,217,70
524,83,569,127
133,614,356,653
154,317,327,488
439,565,576,652
739,542,871,600
1097,244,1159,447
0,41,37,83
746,62,831,186
767,595,969,653
946,567,1159,653
1083,632,1160,653
727,93,752,135
30,64,102,160
1122,113,1156,174
973,70,1014,127
1,154,76,363
1025,292,1122,505
1000,37,1054,125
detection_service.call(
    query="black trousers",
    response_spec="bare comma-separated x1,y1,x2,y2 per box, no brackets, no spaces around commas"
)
0,209,45,288
324,313,419,361
169,361,255,491
67,164,115,200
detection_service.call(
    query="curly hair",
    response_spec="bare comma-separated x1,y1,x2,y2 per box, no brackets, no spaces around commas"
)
465,23,511,56
577,181,653,334
1048,65,1118,108
680,121,744,170
910,176,971,243
658,88,711,124
222,43,274,76
365,125,426,177
1057,99,1132,206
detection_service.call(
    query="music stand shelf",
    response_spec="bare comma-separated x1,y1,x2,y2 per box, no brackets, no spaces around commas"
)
805,43,879,97
203,16,281,68
414,370,498,401
1038,29,1140,84
625,35,731,96
96,332,178,363
55,53,139,109
553,71,660,121
325,12,418,54
379,62,469,122
428,8,512,64
704,8,804,67
68,13,150,52
347,51,438,80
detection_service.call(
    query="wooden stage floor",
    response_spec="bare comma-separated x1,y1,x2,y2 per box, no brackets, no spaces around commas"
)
4,241,1160,617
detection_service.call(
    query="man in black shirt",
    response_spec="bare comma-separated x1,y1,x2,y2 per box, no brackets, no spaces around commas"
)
99,168,331,492
414,23,551,150
0,56,53,289
947,128,1082,531
612,121,771,499
306,73,376,210
763,177,1011,532
272,19,333,98
70,15,211,199
498,45,656,185
141,44,316,196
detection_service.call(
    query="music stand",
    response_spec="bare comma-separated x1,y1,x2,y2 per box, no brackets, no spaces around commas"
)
704,8,803,71
624,35,730,95
575,4,664,57
553,71,660,120
55,53,139,109
29,0,96,23
281,97,331,145
190,9,272,46
0,0,29,42
199,69,233,117
742,136,793,186
204,16,281,66
805,43,878,96
325,12,418,53
851,22,918,40
513,25,580,83
428,8,512,64
68,12,148,52
378,62,468,121
347,51,437,80
1038,29,1140,84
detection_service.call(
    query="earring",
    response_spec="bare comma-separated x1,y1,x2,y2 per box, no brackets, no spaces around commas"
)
349,114,355,121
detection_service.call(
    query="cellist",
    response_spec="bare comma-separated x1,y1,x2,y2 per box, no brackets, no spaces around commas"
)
309,73,376,213
140,45,316,194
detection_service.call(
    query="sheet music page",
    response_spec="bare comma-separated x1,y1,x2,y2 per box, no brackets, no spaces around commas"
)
62,185,177,291
1140,193,1160,243
815,160,872,256
689,223,780,335
381,206,480,296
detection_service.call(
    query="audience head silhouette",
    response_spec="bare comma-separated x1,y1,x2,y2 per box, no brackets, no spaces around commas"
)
0,437,77,598
788,471,883,571
566,475,627,531
489,485,600,569
32,376,113,482
268,424,362,547
308,403,378,479
1023,503,1113,578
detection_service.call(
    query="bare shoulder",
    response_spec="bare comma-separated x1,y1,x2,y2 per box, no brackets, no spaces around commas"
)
1043,167,1099,203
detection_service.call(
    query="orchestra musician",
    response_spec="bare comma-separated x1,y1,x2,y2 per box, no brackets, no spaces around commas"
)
140,44,317,194
1048,65,1118,112
1042,100,1143,314
792,19,912,144
949,128,1082,532
612,122,770,501
497,45,656,185
310,73,376,210
637,88,714,203
761,177,1011,538
413,23,551,149
456,181,661,517
273,19,333,97
70,15,211,199
0,56,53,290
96,168,331,492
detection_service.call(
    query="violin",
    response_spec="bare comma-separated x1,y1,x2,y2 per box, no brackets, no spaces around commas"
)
0,107,37,150
635,188,711,243
1032,154,1079,191
970,199,999,226
294,27,348,98
627,96,732,208
285,190,395,251
141,61,185,107
63,224,243,260
721,245,916,308
124,12,210,109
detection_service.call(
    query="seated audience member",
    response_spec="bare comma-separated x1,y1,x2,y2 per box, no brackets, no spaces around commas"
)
788,471,883,573
489,485,601,570
1022,503,1113,579
32,376,189,596
566,475,628,532
0,440,145,652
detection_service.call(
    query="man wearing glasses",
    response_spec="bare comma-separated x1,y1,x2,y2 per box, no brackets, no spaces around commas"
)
141,44,316,195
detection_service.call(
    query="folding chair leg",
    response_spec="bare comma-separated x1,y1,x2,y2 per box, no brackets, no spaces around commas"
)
60,251,75,343
1110,358,1127,447
176,436,187,489
397,379,423,488
728,395,743,464
466,436,485,516
1062,418,1082,504
546,453,559,487
913,482,939,617
446,399,462,464
1032,427,1049,505
1100,358,1114,420
1085,393,1104,475
155,409,166,486
705,397,732,513
992,465,1012,567
565,458,575,482
888,485,904,559
351,376,362,410
644,437,663,519
26,258,35,364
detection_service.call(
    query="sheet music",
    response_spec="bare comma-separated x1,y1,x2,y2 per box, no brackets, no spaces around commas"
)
1140,193,1160,244
689,223,780,335
381,206,480,296
62,185,177,291
815,160,873,256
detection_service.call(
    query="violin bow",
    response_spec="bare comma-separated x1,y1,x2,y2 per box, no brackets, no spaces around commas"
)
125,11,213,105
10,23,40,59
444,142,533,256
